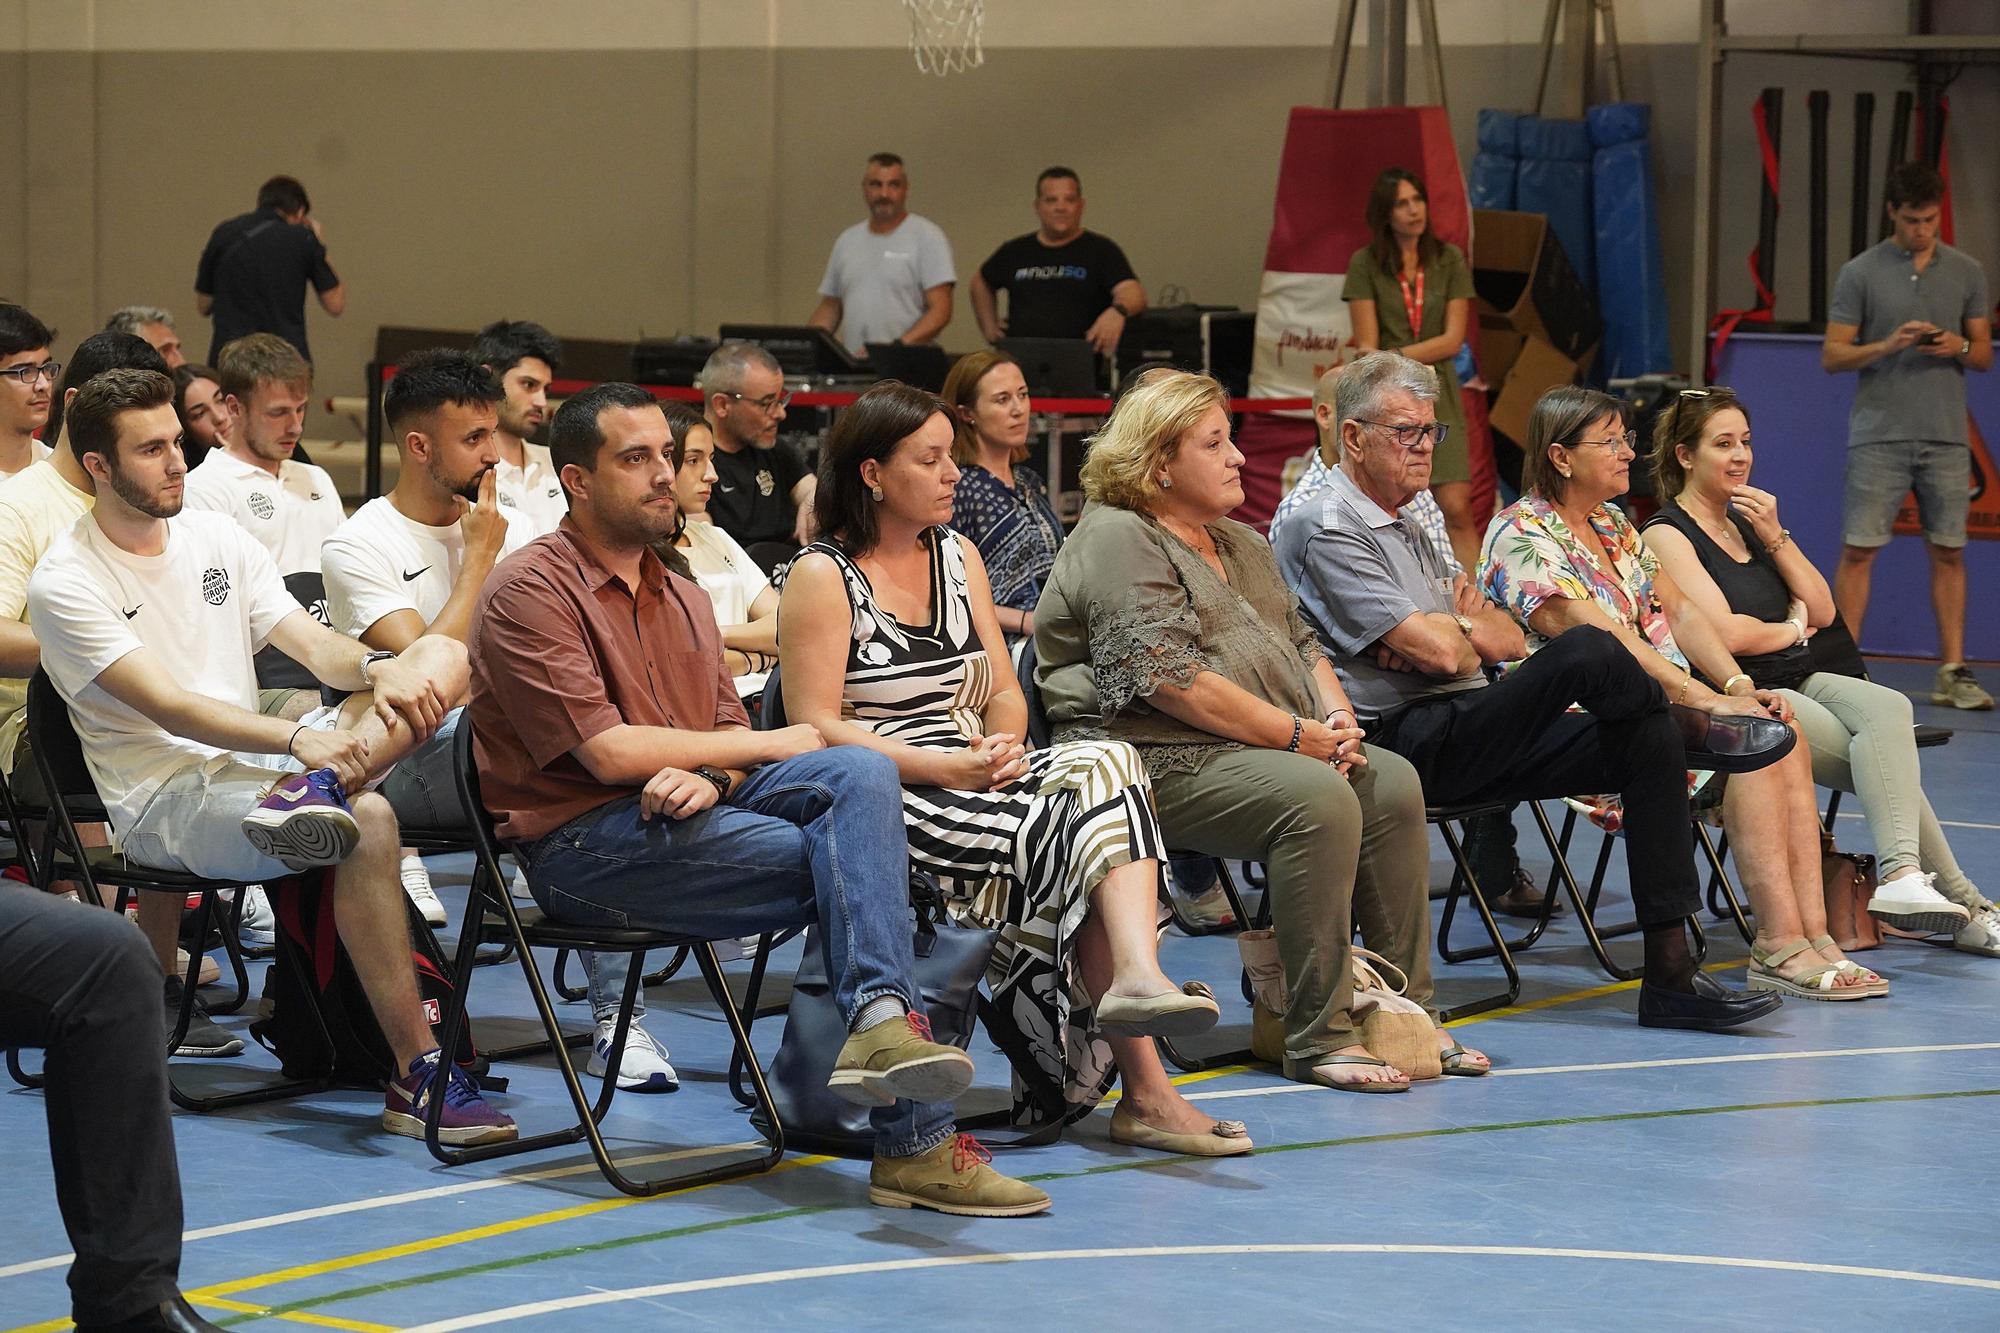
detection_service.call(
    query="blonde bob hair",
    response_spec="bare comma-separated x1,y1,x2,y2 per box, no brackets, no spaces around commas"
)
1081,368,1230,511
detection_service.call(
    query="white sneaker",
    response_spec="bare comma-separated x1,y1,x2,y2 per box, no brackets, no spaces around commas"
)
400,854,448,927
1953,907,2000,957
712,935,763,963
585,1019,679,1092
508,862,535,902
1866,871,1972,936
236,885,276,949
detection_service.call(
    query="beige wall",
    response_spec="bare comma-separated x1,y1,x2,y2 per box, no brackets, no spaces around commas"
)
3,0,1995,403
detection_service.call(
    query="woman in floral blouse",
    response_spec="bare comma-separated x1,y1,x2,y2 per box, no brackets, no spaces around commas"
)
943,351,1064,642
1480,386,1876,1000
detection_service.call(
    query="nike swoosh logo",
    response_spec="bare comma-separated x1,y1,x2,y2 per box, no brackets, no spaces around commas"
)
309,492,324,501
402,567,430,581
717,483,736,492
122,605,142,619
267,785,314,805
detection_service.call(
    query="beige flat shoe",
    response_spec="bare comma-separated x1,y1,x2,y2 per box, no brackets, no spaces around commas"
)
1109,1104,1253,1157
1096,980,1221,1038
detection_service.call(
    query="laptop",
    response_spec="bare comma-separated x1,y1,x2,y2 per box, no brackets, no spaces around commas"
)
995,337,1103,396
716,324,861,377
864,341,954,392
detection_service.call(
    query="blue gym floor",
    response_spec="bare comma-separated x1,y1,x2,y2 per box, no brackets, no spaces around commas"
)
3,658,1997,1332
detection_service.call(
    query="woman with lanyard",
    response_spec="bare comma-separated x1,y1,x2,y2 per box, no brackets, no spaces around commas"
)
1344,167,1478,572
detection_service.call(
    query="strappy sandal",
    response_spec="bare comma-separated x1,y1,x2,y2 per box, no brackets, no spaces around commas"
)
1096,979,1222,1038
1810,933,1889,998
1747,939,1871,1002
1439,1039,1491,1077
1301,1053,1411,1093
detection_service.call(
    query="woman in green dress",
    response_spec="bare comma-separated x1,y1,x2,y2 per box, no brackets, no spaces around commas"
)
1344,167,1478,571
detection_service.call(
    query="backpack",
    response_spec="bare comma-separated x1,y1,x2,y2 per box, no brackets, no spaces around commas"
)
250,868,487,1087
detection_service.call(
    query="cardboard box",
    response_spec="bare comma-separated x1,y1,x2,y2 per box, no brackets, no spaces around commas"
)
1489,335,1594,447
1471,209,1600,363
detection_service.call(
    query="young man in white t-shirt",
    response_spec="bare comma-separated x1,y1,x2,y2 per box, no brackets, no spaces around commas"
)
184,333,345,575
471,319,568,535
321,350,677,1091
28,368,515,1146
0,303,58,481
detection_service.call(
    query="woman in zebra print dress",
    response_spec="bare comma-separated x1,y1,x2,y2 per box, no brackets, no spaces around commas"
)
779,382,1249,1153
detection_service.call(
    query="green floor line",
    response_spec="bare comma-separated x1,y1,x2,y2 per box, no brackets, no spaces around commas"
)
215,1084,2000,1327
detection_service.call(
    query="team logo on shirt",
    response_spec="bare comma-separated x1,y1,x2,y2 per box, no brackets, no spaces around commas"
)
248,492,275,520
201,567,230,605
756,469,775,497
498,493,517,508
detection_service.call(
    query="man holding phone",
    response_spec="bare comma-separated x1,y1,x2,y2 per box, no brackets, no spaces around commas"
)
1823,161,1994,709
194,175,346,368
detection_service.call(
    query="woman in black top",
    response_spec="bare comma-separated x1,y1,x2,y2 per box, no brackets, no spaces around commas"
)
1643,387,1995,960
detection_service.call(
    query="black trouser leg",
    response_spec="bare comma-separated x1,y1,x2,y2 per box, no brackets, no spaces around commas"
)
0,886,184,1325
1373,625,1701,928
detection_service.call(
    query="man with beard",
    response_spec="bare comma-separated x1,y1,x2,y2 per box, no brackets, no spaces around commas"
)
184,334,343,576
29,368,514,1149
699,341,812,575
320,350,531,928
470,320,568,535
808,152,955,357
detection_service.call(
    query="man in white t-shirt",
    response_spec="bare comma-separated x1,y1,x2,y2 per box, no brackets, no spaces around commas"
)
184,333,345,576
0,303,58,481
471,319,568,535
28,367,515,1145
808,153,956,357
322,349,675,1091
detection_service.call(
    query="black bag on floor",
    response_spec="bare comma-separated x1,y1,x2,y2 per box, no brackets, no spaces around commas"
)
250,868,485,1088
749,874,997,1159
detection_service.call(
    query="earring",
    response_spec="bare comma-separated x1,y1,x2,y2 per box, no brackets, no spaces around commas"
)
1158,475,1174,490
1557,467,1572,478
870,484,885,502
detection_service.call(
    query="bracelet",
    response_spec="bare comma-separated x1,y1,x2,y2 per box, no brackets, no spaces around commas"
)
1326,707,1354,728
1787,617,1807,647
285,723,305,759
1765,528,1792,555
1722,673,1753,694
1675,672,1692,705
1285,715,1304,752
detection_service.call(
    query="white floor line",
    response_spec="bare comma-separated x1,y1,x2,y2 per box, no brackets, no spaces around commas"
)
0,1143,746,1281
1176,1041,2000,1103
1834,811,2000,831
393,1243,2000,1330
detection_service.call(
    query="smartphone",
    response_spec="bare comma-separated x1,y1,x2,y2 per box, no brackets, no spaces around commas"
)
1920,330,1945,345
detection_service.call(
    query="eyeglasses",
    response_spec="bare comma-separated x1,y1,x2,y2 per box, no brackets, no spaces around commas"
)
727,390,793,413
0,360,60,388
1356,418,1449,449
1566,429,1640,453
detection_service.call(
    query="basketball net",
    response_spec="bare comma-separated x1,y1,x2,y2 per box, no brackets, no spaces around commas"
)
903,0,984,75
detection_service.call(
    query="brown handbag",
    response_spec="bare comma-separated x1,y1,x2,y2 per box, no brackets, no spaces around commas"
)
1821,830,1881,952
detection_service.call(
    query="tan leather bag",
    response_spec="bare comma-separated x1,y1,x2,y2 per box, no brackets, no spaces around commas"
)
1238,932,1441,1079
1820,830,1881,952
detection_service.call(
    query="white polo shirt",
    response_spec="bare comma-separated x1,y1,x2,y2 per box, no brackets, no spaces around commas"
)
182,449,346,575
494,442,568,536
320,495,534,639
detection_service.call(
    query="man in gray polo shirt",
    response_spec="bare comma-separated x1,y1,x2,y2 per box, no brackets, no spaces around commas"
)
808,152,955,357
1274,352,1783,1032
1823,161,1994,709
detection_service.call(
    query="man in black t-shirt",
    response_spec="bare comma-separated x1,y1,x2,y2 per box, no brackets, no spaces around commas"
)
699,341,814,574
972,166,1146,354
194,175,345,366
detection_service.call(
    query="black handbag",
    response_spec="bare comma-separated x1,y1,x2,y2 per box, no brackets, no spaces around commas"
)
749,873,1000,1159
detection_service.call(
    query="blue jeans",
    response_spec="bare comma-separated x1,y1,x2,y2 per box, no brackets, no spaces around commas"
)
520,746,954,1157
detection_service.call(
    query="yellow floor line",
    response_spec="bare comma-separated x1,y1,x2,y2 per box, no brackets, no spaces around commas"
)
1444,957,1745,1027
199,1295,397,1332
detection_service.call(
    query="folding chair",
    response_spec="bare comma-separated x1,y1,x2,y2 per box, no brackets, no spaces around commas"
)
427,714,783,1197
1428,800,1526,1019
20,670,332,1112
1538,797,1720,978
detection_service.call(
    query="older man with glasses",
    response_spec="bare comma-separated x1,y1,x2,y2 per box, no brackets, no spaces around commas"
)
698,340,812,574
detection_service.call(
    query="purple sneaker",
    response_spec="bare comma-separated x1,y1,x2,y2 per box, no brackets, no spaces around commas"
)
241,768,361,870
383,1050,518,1146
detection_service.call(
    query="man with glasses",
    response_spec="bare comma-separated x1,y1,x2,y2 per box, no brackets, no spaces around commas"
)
0,304,59,481
1274,353,1784,1031
699,341,813,574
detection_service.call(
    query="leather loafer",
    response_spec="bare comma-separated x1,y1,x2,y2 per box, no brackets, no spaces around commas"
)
76,1294,223,1332
1669,704,1796,774
1636,968,1783,1031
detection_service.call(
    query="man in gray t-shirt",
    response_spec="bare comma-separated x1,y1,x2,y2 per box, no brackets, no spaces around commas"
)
809,153,956,357
1822,162,1994,709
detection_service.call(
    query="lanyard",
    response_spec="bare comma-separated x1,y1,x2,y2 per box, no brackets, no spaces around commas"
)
1396,264,1426,334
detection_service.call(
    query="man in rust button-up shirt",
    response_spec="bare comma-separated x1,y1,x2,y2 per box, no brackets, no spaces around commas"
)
466,383,1049,1216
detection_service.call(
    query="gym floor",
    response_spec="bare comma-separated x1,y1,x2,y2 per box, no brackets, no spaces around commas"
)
3,658,1996,1332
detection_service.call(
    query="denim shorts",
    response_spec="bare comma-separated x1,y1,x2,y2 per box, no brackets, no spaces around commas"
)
1843,439,1971,548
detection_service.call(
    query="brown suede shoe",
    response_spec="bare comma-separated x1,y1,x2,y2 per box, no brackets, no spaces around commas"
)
870,1134,1052,1217
828,1011,976,1107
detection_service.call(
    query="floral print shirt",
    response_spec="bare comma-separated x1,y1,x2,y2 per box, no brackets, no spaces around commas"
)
1478,495,1689,670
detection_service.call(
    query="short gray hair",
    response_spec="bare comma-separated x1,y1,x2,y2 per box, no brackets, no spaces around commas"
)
1333,351,1438,438
104,304,175,335
697,340,782,397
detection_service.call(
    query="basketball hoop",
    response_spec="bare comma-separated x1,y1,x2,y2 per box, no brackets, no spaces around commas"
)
903,0,984,76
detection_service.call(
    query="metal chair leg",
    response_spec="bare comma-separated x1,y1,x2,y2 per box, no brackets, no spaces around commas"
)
1432,817,1521,1021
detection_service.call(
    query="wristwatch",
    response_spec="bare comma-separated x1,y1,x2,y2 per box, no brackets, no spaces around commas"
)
358,649,395,687
1452,613,1475,637
694,764,733,799
1961,339,1973,358
1111,299,1133,318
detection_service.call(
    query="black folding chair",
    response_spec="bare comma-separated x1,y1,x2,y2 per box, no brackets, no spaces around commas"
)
20,670,332,1111
1428,800,1527,1019
427,715,783,1197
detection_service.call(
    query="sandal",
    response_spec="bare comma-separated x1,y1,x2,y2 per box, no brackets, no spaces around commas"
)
1301,1052,1410,1094
1747,939,1870,1002
1109,1105,1254,1157
1810,934,1889,998
1439,1039,1491,1077
1096,980,1222,1038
